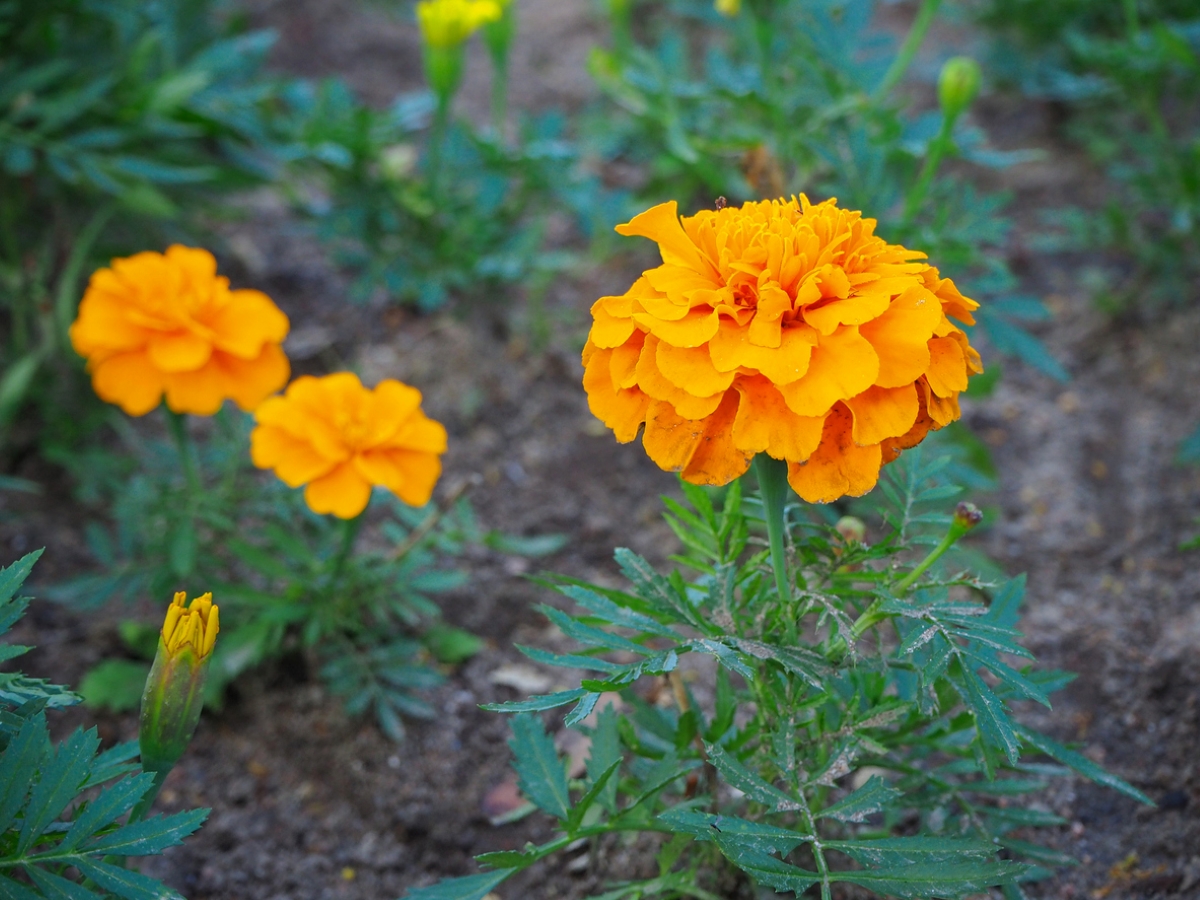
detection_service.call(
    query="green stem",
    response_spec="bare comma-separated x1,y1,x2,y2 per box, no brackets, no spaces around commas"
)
893,522,963,595
873,0,943,102
126,767,171,824
332,510,366,583
490,67,509,137
754,454,791,606
164,408,200,497
902,110,955,225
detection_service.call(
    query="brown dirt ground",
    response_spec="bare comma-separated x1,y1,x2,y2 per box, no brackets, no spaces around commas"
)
2,1,1199,898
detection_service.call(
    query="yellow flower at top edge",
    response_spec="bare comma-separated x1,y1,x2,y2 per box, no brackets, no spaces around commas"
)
582,196,983,503
417,0,503,49
715,0,741,16
161,591,219,660
69,246,290,417
250,372,448,519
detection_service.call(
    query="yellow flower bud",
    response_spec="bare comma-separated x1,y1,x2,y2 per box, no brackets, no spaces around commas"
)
139,592,218,775
715,0,741,16
938,56,982,123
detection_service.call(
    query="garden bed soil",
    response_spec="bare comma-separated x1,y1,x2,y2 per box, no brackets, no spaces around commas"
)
3,1,1199,898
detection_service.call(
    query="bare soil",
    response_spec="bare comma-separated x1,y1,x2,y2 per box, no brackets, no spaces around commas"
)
2,1,1198,898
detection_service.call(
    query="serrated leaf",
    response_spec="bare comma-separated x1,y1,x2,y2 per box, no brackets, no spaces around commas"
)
731,639,831,688
956,667,1021,766
59,773,156,852
0,874,43,900
508,714,569,819
656,809,809,856
835,861,1030,898
403,869,517,899
558,584,679,638
824,836,998,865
538,606,653,656
0,714,45,833
818,775,901,822
712,835,820,893
86,808,209,855
480,689,586,713
516,645,623,674
20,727,98,853
705,742,799,812
23,866,102,900
586,705,622,814
0,550,42,608
986,575,1027,628
629,751,699,808
1015,725,1152,805
687,639,754,680
563,692,599,727
613,548,704,628
72,858,185,900
567,759,621,832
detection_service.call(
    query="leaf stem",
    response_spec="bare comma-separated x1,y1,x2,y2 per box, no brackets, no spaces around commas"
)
873,0,943,101
753,454,792,608
164,408,200,497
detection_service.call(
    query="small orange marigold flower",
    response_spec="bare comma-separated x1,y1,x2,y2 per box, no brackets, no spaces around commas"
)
250,372,448,519
582,196,983,503
69,246,290,416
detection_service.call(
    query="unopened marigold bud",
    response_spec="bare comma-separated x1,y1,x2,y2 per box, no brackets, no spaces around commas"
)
139,591,218,775
715,0,741,16
835,516,866,545
953,501,983,530
938,56,982,123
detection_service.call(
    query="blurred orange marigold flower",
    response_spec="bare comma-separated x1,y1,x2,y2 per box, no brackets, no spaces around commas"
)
69,246,290,416
250,372,448,519
582,196,983,503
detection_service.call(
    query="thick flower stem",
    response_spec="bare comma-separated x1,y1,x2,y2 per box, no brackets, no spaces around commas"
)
165,408,200,497
901,111,955,225
873,0,943,101
332,509,366,583
754,454,791,606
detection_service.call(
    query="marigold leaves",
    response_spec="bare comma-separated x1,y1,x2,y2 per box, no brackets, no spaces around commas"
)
508,713,570,820
953,664,1022,773
557,584,679,639
1015,725,1152,806
0,875,42,900
480,688,587,714
729,638,830,689
656,809,810,857
19,727,98,853
0,715,44,835
705,742,800,812
537,605,654,657
403,869,517,900
711,837,820,894
566,759,622,833
823,836,999,866
834,861,1031,899
818,775,901,822
586,705,623,815
57,773,156,853
84,807,208,856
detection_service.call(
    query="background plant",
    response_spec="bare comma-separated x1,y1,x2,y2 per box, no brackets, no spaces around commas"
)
583,0,1066,383
0,550,208,899
407,450,1149,900
52,408,564,740
0,0,284,448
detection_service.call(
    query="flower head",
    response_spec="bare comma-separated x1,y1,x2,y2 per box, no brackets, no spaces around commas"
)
140,591,219,774
250,372,448,519
582,197,983,503
417,0,502,48
70,246,290,416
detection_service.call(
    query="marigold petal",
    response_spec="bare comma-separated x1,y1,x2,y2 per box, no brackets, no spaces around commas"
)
655,341,736,397
610,333,645,389
616,201,719,280
164,245,220,284
90,351,165,416
210,289,290,358
641,400,700,472
162,362,227,415
388,414,449,454
363,380,423,444
645,265,720,302
355,449,442,507
304,462,372,519
787,403,883,503
635,336,724,419
880,389,936,466
69,292,147,357
858,284,941,387
927,390,961,427
217,343,290,412
776,325,879,417
925,336,968,397
632,307,721,348
844,383,919,446
680,391,753,486
589,298,638,349
732,376,824,461
583,348,650,443
801,290,891,336
251,425,336,486
146,331,213,373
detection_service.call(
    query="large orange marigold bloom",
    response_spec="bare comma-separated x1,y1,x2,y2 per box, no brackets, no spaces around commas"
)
69,246,290,416
582,196,983,503
250,373,448,519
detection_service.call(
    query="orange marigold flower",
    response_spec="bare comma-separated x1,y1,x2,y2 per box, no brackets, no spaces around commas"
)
250,372,448,519
69,246,290,416
582,196,983,503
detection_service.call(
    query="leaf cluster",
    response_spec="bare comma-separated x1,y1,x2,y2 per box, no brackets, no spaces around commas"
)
47,409,565,741
408,450,1148,900
1,551,207,900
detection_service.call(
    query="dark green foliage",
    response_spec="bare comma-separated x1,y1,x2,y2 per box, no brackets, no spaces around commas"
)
409,449,1147,899
0,0,281,440
49,409,565,740
278,78,626,311
584,0,1065,381
0,552,207,899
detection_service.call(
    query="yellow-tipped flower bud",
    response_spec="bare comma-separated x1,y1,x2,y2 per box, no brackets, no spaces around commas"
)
938,56,982,123
139,592,219,775
715,0,741,16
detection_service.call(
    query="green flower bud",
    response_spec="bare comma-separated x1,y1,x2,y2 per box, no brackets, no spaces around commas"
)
483,0,516,70
835,515,866,545
423,43,466,113
139,591,218,775
938,56,982,122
